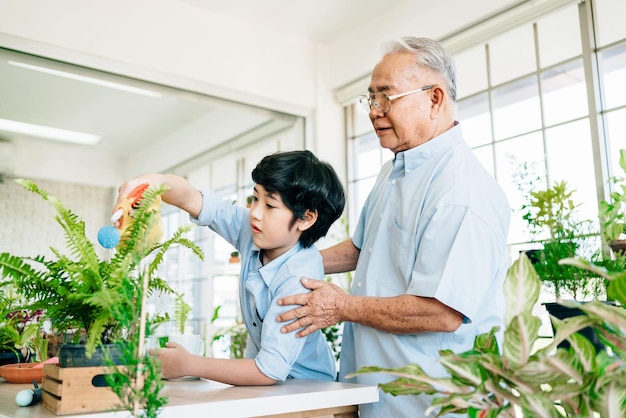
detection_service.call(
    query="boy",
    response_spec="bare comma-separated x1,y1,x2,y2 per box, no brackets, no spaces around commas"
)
114,150,345,385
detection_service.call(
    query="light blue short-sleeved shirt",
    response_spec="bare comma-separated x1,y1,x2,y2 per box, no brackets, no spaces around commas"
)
340,124,511,417
192,190,336,382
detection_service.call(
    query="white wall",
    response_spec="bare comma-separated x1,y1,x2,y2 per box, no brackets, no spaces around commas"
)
0,176,113,258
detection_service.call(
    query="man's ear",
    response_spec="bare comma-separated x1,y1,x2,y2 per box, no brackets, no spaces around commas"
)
429,85,449,118
298,209,318,231
430,85,445,108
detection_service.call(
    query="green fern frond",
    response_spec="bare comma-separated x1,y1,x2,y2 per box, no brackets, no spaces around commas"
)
173,237,204,260
148,224,203,276
3,180,203,415
84,317,110,357
120,186,166,250
147,276,174,296
0,253,48,284
174,293,192,335
108,186,167,277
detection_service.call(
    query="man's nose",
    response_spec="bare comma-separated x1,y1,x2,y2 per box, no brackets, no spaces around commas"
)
369,105,385,119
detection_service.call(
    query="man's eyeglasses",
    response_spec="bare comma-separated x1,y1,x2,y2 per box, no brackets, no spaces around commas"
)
359,85,434,114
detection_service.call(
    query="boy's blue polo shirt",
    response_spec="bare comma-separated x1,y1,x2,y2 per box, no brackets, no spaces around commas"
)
192,190,336,382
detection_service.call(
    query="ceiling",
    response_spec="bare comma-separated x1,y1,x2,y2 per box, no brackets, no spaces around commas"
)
0,1,414,180
179,0,410,43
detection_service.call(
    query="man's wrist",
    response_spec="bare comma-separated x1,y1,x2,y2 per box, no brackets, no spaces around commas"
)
339,294,357,323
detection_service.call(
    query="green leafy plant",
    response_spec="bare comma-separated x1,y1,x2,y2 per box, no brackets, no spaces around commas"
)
352,253,626,418
103,265,168,418
211,305,248,359
0,284,44,362
534,237,606,301
599,148,626,245
521,179,603,300
174,293,192,335
523,180,581,241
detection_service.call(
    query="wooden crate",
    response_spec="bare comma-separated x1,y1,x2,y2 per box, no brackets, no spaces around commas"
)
41,363,122,415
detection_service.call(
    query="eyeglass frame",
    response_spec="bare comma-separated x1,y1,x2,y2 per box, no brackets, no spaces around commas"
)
359,85,434,114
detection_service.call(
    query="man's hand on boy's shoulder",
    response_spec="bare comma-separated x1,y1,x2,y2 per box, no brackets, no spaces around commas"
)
277,278,345,337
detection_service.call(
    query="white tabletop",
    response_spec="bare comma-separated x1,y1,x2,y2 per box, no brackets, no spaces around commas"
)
0,377,379,418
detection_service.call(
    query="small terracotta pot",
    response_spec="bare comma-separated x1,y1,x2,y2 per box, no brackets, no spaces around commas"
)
0,362,44,384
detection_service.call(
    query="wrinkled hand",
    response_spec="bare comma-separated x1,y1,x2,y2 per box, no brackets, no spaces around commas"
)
277,278,346,338
148,341,193,379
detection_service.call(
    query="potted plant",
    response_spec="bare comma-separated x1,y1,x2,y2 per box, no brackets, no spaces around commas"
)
353,253,626,417
211,305,248,359
0,284,47,366
157,293,190,350
521,179,604,300
102,256,170,418
520,179,610,352
0,179,204,415
599,148,626,256
158,293,205,358
229,251,241,263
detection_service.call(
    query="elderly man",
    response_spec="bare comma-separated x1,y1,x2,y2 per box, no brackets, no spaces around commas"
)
277,37,511,417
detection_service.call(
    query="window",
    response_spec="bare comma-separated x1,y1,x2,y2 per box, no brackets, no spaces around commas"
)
600,42,626,177
150,206,212,337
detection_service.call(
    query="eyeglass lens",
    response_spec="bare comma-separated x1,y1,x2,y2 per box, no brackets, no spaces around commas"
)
359,93,389,113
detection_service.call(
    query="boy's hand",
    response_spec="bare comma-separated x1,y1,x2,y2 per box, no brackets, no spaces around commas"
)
149,341,194,380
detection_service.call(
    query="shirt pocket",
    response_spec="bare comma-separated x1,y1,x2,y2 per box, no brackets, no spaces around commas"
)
390,217,417,286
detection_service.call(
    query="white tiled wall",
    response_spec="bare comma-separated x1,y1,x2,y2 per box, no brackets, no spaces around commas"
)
0,176,115,259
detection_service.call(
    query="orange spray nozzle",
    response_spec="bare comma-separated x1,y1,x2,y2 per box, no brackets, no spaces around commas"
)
127,183,150,208
113,183,163,244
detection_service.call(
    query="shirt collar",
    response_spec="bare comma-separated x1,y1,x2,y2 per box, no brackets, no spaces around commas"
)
393,121,462,175
254,242,304,287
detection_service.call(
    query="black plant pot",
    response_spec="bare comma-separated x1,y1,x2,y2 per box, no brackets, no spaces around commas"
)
522,249,542,265
58,344,124,368
0,349,27,366
543,302,606,352
609,239,626,256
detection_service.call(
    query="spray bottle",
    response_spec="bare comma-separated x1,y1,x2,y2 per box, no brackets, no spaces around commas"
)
97,183,163,249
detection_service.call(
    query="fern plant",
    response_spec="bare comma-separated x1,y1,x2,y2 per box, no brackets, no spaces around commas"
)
174,292,192,335
0,179,204,357
103,264,168,418
1,179,205,416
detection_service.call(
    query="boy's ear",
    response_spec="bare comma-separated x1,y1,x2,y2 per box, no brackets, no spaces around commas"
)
297,209,318,231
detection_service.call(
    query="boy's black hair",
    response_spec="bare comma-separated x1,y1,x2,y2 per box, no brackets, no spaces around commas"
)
251,150,345,248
